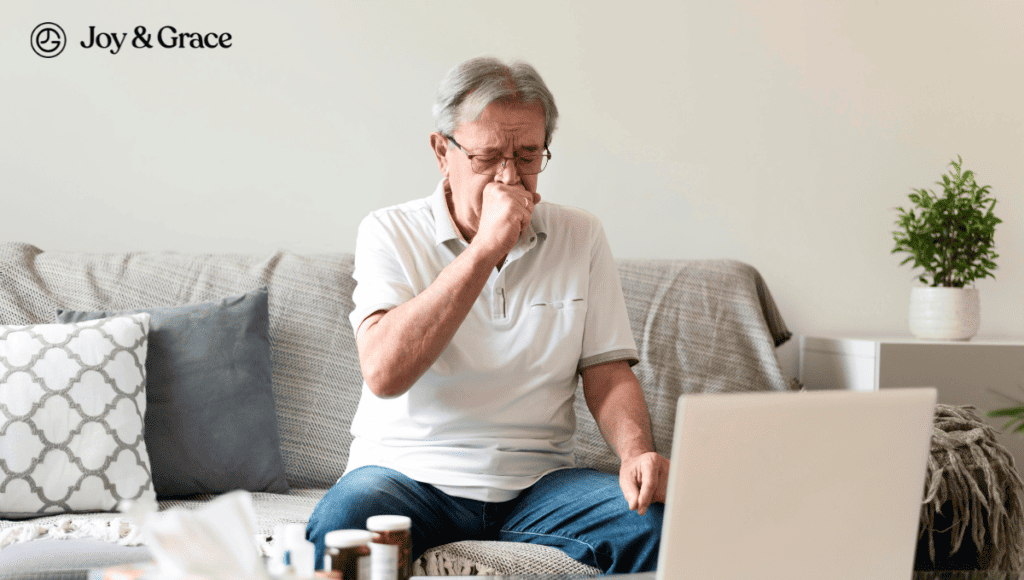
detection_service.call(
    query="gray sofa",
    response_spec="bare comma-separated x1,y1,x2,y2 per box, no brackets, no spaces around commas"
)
0,242,793,578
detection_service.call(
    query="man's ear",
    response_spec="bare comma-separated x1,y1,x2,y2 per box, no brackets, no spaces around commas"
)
430,132,449,175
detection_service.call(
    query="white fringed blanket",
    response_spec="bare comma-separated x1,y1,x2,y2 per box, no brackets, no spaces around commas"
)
920,404,1024,572
0,518,144,549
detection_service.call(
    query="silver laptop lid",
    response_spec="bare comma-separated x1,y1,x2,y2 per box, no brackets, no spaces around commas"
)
657,387,936,580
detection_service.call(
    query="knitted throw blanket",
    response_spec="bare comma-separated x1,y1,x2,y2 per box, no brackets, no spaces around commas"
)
920,404,1024,572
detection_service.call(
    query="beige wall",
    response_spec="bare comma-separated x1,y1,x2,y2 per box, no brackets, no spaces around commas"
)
3,1,1022,379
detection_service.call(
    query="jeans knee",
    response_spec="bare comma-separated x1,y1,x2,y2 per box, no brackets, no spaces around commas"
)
308,467,403,535
306,466,418,569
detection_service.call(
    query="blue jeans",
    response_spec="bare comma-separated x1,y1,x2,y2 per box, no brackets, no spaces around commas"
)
306,466,663,574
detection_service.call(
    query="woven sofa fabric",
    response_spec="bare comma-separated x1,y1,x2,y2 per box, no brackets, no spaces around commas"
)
418,540,602,576
155,489,327,537
0,243,363,490
573,259,792,474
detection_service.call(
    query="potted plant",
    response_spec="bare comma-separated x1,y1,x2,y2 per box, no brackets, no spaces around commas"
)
891,156,1002,340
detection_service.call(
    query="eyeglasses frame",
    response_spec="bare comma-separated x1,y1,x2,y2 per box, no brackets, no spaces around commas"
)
445,135,552,176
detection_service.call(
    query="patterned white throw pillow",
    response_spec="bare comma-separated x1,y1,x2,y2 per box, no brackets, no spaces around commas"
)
0,314,156,519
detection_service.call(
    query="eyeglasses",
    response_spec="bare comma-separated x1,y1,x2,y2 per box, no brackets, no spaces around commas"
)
446,135,552,176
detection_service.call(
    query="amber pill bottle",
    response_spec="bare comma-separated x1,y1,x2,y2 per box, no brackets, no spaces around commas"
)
366,515,412,580
324,529,373,580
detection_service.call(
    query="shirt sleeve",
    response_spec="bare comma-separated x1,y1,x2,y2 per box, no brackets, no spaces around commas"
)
348,212,417,336
578,216,639,372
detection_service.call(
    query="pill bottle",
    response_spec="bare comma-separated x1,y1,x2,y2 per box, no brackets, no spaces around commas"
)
366,515,412,580
324,530,373,580
283,523,315,579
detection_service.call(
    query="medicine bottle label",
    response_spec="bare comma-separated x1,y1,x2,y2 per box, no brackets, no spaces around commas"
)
357,554,372,580
370,543,398,580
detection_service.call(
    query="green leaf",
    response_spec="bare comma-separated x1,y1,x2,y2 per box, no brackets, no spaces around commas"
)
988,407,1024,417
892,157,1000,284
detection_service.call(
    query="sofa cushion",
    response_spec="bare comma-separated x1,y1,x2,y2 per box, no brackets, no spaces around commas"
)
0,314,156,519
56,288,290,498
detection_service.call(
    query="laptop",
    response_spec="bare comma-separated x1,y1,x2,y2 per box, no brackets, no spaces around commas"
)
650,387,937,580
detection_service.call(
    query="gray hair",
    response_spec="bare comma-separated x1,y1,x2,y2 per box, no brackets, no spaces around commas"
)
433,57,558,147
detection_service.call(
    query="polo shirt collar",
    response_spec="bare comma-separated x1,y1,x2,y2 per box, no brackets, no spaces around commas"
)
430,180,545,252
431,180,464,247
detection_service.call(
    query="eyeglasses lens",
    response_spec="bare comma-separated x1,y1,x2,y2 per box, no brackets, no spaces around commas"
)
471,155,549,176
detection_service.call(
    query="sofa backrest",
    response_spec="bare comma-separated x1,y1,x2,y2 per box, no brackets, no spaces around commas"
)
576,259,793,473
0,243,791,489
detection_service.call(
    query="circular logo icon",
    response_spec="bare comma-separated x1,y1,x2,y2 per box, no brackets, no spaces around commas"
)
31,22,66,58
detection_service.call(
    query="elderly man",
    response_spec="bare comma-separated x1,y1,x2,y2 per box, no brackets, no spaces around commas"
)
306,57,668,574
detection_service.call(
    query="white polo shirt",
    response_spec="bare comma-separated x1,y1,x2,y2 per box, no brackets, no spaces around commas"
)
345,181,638,502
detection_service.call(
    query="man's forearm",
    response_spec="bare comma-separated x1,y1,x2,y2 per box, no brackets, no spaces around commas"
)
584,360,669,514
357,243,501,398
582,361,655,460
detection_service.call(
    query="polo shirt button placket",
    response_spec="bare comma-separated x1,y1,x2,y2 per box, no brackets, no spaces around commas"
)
493,286,505,320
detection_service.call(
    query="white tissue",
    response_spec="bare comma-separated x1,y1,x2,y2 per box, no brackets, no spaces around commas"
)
139,490,270,580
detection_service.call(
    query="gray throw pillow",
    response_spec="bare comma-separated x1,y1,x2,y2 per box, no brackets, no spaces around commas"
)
56,288,290,498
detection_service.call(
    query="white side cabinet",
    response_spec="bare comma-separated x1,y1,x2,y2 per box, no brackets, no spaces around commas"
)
799,336,1024,474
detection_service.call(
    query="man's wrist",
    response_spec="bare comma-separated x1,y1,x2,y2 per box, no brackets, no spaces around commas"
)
615,432,657,463
464,239,506,271
620,447,657,464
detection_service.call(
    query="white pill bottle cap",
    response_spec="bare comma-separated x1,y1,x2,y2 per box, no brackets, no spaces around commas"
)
326,530,374,548
366,515,411,532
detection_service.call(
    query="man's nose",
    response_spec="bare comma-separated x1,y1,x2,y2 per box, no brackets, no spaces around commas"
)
493,157,520,185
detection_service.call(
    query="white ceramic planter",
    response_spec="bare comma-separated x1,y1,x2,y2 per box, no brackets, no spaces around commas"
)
908,287,980,341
